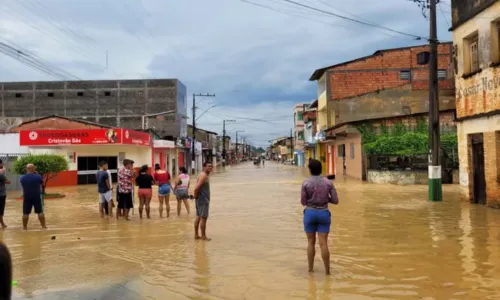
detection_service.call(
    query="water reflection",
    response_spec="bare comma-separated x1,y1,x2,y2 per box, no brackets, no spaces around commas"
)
0,162,499,299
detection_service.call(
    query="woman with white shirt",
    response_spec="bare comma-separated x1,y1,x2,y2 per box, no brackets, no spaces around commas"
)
173,167,190,216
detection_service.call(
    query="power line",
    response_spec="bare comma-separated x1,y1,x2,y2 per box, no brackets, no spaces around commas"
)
274,0,427,40
438,2,451,27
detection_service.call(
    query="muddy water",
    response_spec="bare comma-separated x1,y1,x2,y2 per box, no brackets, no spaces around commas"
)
1,162,500,299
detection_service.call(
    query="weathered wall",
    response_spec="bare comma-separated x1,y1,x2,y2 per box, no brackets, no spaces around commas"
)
0,79,184,137
457,115,500,207
329,43,454,100
367,170,460,185
12,116,106,131
334,134,363,180
451,0,497,29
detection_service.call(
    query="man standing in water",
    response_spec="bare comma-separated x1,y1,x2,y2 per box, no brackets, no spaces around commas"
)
194,162,212,241
301,159,338,275
20,164,46,230
0,160,11,229
96,161,112,218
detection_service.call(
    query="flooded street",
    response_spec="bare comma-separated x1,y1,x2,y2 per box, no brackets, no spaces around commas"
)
1,162,500,299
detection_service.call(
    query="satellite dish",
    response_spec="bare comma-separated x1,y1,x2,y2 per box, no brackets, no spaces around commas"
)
0,118,23,132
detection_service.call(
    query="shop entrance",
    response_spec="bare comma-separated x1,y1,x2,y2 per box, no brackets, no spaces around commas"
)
77,156,118,185
471,134,486,204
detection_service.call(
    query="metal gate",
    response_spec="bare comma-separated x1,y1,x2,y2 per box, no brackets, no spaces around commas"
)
0,153,29,191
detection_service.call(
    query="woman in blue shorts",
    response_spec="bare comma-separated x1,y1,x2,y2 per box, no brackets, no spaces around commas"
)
300,159,339,275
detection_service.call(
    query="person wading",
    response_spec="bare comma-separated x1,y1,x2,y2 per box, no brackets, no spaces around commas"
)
96,161,113,218
173,166,190,216
0,242,12,300
0,160,11,229
153,163,171,218
117,159,134,221
301,159,339,275
20,164,46,230
193,162,212,241
136,165,154,219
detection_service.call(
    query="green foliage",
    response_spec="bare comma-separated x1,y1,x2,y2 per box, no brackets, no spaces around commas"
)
380,123,389,136
13,154,69,193
392,122,407,136
415,118,427,134
356,124,377,144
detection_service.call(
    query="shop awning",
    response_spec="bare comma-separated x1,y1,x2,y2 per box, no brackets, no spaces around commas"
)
19,128,152,147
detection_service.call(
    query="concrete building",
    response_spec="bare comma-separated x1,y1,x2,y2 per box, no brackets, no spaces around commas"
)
309,43,456,179
0,79,187,138
452,0,500,207
303,100,318,163
187,125,218,170
293,103,308,166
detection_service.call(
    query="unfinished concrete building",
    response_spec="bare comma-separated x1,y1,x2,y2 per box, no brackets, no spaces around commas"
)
0,79,187,138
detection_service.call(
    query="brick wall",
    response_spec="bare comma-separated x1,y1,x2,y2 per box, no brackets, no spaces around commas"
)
12,117,105,131
329,43,454,100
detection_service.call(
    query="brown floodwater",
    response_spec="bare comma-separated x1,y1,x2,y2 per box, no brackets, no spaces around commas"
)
1,162,500,299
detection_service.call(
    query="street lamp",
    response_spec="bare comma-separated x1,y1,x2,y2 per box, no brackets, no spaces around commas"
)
196,105,217,121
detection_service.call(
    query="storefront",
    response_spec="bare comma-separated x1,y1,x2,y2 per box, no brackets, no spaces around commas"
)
19,128,152,186
153,140,178,177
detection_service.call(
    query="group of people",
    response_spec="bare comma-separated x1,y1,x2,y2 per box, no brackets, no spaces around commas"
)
0,160,46,231
96,159,213,240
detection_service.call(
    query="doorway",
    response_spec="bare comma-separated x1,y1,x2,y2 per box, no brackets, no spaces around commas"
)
471,134,486,204
77,156,118,185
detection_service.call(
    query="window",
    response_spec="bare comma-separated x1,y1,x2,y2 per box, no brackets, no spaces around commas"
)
47,92,54,97
490,21,500,63
337,144,345,157
104,91,111,96
350,143,355,159
297,113,303,121
298,131,304,140
15,93,22,98
400,70,411,80
77,92,84,96
437,69,447,80
464,33,479,74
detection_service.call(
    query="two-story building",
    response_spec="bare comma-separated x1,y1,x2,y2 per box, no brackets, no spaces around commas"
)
452,0,500,207
293,103,308,166
187,125,218,170
310,43,456,180
303,100,318,163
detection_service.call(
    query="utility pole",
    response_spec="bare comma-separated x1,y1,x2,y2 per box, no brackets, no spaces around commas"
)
191,93,215,174
222,119,235,166
235,130,244,163
428,0,442,201
290,128,294,159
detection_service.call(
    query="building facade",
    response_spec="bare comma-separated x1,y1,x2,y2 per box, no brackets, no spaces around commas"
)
293,103,308,166
0,79,187,138
303,100,318,163
309,43,456,179
452,0,500,207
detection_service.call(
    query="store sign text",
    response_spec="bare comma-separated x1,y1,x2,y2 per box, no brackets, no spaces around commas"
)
457,76,500,99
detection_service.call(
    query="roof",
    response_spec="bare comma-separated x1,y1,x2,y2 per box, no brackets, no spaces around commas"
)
187,125,218,136
309,42,453,81
17,114,113,129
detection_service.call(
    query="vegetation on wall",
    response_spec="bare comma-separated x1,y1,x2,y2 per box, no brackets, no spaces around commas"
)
357,120,458,157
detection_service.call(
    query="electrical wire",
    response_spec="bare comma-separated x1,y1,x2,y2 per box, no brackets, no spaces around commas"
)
273,0,427,40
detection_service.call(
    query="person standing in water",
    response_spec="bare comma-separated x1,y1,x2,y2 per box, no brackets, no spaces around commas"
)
153,163,171,218
20,164,46,230
96,161,112,218
117,159,134,221
193,162,212,241
0,160,11,229
136,165,154,219
173,166,190,215
301,159,339,275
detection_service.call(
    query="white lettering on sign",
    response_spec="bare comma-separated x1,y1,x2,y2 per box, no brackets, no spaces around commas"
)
457,76,500,99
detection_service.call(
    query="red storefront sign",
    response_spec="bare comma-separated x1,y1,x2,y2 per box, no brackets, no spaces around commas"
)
122,129,151,146
19,129,150,146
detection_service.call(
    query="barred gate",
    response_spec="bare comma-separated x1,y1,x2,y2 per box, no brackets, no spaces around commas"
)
0,153,29,191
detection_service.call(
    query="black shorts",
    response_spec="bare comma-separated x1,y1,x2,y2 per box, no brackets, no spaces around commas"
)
0,195,6,216
117,192,133,209
23,196,43,215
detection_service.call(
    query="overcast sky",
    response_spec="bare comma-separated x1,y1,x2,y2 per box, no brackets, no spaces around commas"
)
0,0,453,146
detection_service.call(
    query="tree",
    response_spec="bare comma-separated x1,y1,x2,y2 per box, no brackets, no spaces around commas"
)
13,154,69,194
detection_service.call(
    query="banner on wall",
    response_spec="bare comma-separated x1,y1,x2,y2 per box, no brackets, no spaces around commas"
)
19,129,151,146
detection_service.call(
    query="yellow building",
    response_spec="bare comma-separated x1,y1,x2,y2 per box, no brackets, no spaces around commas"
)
452,0,500,207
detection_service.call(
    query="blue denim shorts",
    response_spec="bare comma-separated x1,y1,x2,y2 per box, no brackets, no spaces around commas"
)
303,208,331,233
158,184,170,196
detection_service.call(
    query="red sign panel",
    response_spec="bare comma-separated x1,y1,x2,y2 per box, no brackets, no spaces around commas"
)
20,129,123,146
19,129,152,147
122,129,151,146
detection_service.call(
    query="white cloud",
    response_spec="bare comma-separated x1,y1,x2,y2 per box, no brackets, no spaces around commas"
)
0,0,453,146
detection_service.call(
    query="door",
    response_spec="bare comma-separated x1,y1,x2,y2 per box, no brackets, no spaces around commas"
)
471,134,486,204
77,156,118,185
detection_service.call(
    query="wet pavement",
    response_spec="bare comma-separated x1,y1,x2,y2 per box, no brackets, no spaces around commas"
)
1,162,500,299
